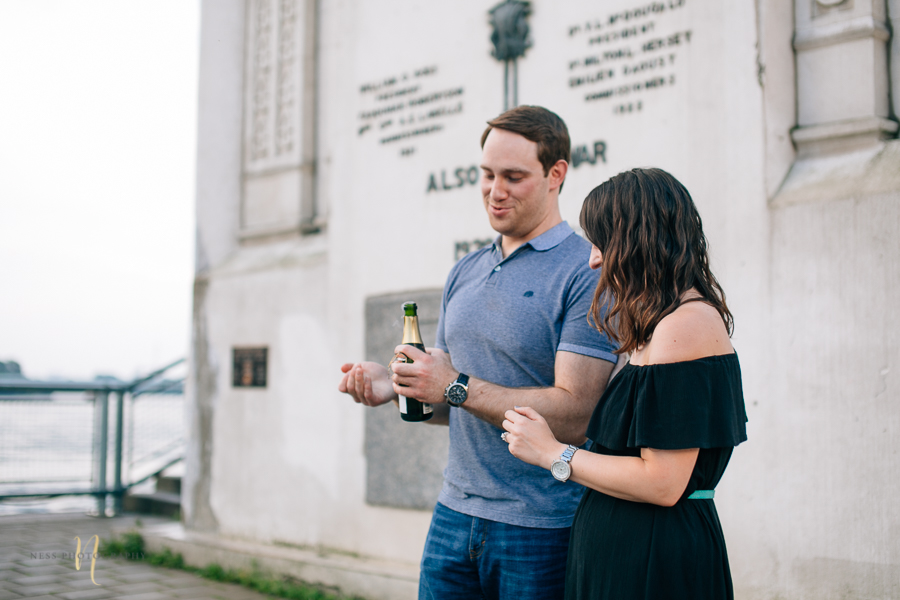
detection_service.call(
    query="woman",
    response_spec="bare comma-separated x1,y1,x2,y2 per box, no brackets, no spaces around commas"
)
501,168,747,600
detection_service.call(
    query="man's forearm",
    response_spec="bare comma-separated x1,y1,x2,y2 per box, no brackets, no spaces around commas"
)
462,379,594,445
388,348,614,439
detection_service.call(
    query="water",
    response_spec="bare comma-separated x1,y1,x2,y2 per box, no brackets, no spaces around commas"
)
0,392,184,516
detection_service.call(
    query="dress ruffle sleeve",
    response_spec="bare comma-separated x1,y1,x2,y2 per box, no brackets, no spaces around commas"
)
586,354,748,450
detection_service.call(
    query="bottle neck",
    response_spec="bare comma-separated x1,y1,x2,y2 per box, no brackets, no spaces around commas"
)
402,315,424,345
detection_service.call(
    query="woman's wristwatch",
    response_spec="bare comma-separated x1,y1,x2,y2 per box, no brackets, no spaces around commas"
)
551,445,578,482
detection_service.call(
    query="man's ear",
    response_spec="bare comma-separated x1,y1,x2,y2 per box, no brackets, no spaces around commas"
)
548,159,568,191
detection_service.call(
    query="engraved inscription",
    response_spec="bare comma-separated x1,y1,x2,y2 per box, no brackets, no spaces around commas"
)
357,66,467,157
426,165,480,194
426,138,606,194
571,140,607,168
565,0,689,114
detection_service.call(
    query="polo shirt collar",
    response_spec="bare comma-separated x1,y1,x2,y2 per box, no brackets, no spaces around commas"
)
492,221,575,254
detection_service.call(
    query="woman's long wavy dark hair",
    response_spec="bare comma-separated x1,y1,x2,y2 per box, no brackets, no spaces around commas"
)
579,168,733,355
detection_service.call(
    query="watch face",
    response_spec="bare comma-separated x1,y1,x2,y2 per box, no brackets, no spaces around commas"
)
447,384,467,406
551,460,571,482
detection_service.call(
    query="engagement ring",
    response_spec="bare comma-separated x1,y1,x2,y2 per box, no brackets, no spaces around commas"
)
501,432,509,443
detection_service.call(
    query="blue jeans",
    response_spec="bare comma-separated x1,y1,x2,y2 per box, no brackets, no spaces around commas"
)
419,503,571,600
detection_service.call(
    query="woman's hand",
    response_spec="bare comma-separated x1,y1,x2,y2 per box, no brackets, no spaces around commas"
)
502,406,567,470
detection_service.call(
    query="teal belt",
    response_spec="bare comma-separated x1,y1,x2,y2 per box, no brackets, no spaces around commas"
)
687,490,715,500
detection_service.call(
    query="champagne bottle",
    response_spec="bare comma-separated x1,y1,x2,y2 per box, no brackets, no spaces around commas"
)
395,302,433,422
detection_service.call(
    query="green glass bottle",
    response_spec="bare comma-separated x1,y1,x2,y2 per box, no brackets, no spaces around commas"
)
396,302,433,422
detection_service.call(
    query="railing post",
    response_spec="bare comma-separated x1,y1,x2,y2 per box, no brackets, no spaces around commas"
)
95,390,109,517
113,390,125,515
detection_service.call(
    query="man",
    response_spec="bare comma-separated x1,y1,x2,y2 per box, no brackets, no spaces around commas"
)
339,106,617,600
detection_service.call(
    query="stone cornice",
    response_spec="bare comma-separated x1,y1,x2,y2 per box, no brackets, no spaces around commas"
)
794,16,890,51
792,117,899,145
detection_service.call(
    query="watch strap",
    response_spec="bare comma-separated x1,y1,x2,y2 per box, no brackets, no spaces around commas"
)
456,373,469,386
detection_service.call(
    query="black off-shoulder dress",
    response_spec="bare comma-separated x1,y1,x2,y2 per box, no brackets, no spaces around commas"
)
564,353,747,600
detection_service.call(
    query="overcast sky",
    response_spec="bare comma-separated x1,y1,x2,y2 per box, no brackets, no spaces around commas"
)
0,1,200,380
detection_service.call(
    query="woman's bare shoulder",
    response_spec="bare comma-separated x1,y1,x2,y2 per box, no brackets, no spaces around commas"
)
643,301,733,365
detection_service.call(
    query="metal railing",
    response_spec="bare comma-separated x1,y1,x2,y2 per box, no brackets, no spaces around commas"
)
0,359,185,516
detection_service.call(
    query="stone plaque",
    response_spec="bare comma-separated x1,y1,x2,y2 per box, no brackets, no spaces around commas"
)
364,289,449,510
232,347,268,388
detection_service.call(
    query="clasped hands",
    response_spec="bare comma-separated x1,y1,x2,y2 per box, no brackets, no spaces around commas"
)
501,406,568,470
338,345,458,406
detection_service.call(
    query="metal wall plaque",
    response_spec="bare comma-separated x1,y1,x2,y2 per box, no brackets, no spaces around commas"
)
232,347,268,388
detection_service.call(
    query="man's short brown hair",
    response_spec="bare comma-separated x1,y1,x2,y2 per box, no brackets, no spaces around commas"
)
480,105,571,189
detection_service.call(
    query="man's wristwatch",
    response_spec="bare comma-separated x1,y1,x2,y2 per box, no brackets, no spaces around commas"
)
551,445,579,482
444,373,469,407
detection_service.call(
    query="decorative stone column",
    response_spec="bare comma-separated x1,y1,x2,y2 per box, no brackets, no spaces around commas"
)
241,0,319,241
792,0,897,156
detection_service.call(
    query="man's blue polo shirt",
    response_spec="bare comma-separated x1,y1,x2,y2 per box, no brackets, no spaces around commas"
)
434,221,617,528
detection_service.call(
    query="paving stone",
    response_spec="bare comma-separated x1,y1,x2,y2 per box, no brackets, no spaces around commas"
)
180,591,270,600
56,589,115,600
9,564,72,576
10,561,51,569
3,582,76,596
101,564,159,576
170,586,232,598
115,593,177,600
211,589,273,600
83,563,125,574
67,568,103,581
149,571,192,584
116,571,169,583
8,575,66,586
185,587,267,600
103,581,167,594
87,564,130,575
157,576,209,589
66,578,121,591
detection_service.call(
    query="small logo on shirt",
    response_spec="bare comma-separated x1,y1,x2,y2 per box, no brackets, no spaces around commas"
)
523,291,534,297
